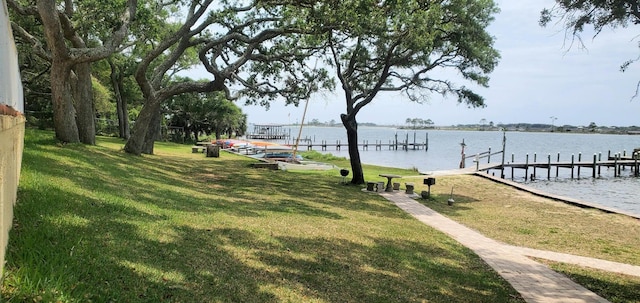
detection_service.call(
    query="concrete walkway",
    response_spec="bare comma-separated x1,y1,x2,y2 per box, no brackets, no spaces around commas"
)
379,192,640,303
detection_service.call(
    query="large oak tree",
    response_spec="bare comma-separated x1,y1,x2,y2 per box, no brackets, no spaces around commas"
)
312,0,500,184
8,0,138,144
123,0,331,155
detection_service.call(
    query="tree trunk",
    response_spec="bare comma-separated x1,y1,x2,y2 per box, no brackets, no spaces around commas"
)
73,62,96,144
109,60,130,139
50,61,80,143
192,128,199,142
141,107,161,154
124,98,160,155
342,113,365,185
38,0,79,143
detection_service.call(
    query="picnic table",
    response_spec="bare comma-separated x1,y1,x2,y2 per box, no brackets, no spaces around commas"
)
378,174,401,192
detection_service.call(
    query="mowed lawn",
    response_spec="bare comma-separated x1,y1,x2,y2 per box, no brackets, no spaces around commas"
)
1,129,523,302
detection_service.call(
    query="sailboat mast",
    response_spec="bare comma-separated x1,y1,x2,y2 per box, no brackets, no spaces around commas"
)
292,97,310,160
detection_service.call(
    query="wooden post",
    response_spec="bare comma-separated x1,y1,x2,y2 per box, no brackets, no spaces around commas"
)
413,131,416,150
533,153,537,180
571,154,575,179
487,147,492,163
336,140,340,151
598,152,602,176
635,157,639,177
577,152,582,178
500,130,506,179
394,133,398,150
556,152,560,178
547,154,551,180
525,154,529,181
592,154,597,178
425,132,429,152
511,153,515,180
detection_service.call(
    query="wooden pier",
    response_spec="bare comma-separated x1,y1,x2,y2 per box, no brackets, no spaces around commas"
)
477,150,640,180
287,132,429,151
288,140,428,151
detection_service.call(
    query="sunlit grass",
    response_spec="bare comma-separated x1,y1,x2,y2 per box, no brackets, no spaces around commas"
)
406,174,640,303
537,260,640,303
2,129,523,302
410,174,640,266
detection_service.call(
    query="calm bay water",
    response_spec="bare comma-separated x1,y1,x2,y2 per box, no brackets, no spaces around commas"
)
268,126,640,216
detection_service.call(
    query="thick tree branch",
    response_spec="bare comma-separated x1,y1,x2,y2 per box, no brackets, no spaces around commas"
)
11,22,51,61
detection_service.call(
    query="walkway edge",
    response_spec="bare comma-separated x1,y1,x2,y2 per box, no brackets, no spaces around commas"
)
380,192,610,303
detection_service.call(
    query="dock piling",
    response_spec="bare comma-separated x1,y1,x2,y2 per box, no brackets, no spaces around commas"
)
547,154,551,180
592,154,597,178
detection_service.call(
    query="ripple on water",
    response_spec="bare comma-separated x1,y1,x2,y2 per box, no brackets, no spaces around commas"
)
523,173,640,216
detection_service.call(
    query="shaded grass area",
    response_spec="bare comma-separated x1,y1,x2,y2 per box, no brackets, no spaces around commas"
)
2,130,523,302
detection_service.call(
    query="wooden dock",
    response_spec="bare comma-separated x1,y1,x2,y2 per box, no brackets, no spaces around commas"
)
287,132,430,152
475,151,640,180
290,140,428,151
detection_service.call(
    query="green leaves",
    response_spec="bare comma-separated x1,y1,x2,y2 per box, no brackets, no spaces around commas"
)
318,0,499,111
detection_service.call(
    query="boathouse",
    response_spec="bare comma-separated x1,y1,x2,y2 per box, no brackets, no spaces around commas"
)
246,124,290,139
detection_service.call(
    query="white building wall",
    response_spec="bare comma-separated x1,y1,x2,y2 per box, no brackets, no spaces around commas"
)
0,0,24,112
0,0,25,279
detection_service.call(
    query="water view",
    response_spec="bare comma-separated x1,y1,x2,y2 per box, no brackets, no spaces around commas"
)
262,126,640,216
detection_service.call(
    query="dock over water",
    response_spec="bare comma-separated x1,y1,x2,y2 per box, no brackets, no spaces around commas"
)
474,151,640,180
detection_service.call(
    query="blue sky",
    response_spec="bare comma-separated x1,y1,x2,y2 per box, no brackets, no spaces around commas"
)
231,0,640,127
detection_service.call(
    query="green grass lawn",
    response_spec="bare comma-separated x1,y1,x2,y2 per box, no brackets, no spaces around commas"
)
1,129,524,302
410,174,640,303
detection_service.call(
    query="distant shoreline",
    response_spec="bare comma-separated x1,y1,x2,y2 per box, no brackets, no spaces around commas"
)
261,123,640,135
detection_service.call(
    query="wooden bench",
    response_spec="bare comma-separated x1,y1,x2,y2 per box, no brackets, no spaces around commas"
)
405,182,415,194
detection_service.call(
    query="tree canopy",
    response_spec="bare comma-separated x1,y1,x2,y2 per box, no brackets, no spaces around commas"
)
122,0,333,155
311,0,500,184
166,89,246,142
540,0,640,72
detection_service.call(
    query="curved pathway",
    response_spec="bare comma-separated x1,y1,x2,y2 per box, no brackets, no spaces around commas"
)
380,191,640,303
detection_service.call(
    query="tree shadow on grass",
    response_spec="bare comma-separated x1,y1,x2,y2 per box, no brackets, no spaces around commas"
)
23,133,408,221
4,185,520,303
5,132,523,302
